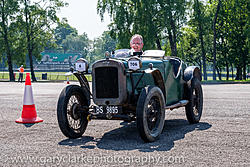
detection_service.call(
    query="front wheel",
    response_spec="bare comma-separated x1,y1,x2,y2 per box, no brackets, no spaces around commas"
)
185,78,203,124
136,86,166,142
57,85,90,138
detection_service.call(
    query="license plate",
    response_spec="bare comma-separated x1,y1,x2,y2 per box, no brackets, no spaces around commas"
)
94,106,121,114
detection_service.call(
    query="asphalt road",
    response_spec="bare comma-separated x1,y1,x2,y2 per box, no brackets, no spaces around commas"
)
0,82,249,167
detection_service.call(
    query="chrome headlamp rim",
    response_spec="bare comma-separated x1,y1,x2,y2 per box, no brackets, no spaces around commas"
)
75,58,88,72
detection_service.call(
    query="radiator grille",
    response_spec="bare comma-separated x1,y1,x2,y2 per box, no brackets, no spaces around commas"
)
95,67,119,98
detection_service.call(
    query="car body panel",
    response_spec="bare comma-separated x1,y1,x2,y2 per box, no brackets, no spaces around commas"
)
89,49,200,110
119,56,185,106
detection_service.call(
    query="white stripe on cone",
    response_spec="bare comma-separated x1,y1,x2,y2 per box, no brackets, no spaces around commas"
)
23,85,34,105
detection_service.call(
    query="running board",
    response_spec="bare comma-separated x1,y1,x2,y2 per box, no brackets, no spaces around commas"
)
165,100,189,110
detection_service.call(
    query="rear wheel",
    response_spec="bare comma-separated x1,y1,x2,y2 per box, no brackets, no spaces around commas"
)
185,78,203,124
136,86,165,142
57,85,90,138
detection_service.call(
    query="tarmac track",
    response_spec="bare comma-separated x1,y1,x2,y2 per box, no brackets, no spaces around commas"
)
0,82,249,167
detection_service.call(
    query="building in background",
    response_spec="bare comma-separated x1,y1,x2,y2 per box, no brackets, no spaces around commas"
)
35,52,82,71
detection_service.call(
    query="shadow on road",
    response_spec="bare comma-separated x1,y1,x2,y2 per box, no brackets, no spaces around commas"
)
58,136,95,149
58,119,212,152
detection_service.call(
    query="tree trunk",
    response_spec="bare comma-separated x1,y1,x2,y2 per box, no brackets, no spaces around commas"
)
199,61,202,74
216,67,221,80
167,29,176,57
165,6,178,57
169,15,178,57
239,11,247,80
156,37,162,50
231,63,234,80
160,1,177,57
221,34,229,80
155,33,162,50
24,0,36,81
3,28,15,82
6,46,15,82
28,51,36,81
200,33,207,81
212,0,221,80
243,63,246,80
1,0,15,81
235,66,242,80
242,48,247,80
195,0,207,80
170,18,177,56
226,61,229,80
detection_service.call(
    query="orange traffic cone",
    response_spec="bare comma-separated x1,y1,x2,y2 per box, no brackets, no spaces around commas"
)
16,73,43,124
66,76,70,84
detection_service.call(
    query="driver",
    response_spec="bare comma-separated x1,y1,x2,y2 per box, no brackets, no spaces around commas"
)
129,34,144,56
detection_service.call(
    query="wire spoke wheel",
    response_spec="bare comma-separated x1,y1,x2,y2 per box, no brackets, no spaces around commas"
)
146,97,161,132
185,78,203,124
137,86,165,142
192,88,200,116
67,95,83,132
57,85,90,138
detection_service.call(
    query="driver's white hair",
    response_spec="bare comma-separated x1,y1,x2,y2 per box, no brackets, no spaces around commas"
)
130,34,143,44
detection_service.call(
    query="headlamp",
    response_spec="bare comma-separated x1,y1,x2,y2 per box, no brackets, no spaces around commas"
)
75,58,88,72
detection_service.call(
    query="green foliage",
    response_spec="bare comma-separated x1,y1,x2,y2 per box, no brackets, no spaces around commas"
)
19,0,66,81
97,0,189,56
1,0,249,81
52,19,91,57
87,31,117,64
179,27,200,65
54,19,78,46
20,0,66,54
214,0,248,79
0,0,20,80
61,33,90,57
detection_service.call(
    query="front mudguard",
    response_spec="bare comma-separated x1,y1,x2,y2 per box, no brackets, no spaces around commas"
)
144,68,166,100
73,72,90,91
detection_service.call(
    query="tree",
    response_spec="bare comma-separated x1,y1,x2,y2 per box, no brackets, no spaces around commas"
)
180,27,201,66
192,0,208,80
212,0,221,80
225,0,248,80
100,31,117,52
20,0,65,81
54,18,78,49
158,0,188,56
98,0,188,57
0,0,19,81
61,33,90,56
88,31,117,64
213,0,248,80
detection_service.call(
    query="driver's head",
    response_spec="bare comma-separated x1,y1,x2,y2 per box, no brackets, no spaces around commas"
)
130,34,143,52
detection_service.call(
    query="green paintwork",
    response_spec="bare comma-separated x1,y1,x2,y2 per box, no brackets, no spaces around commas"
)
120,57,186,106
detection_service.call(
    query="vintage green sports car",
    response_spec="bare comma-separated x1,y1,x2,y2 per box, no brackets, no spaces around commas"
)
57,49,203,142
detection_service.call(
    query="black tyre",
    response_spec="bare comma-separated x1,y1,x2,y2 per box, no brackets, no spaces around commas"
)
185,78,203,124
136,86,166,142
57,85,90,138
